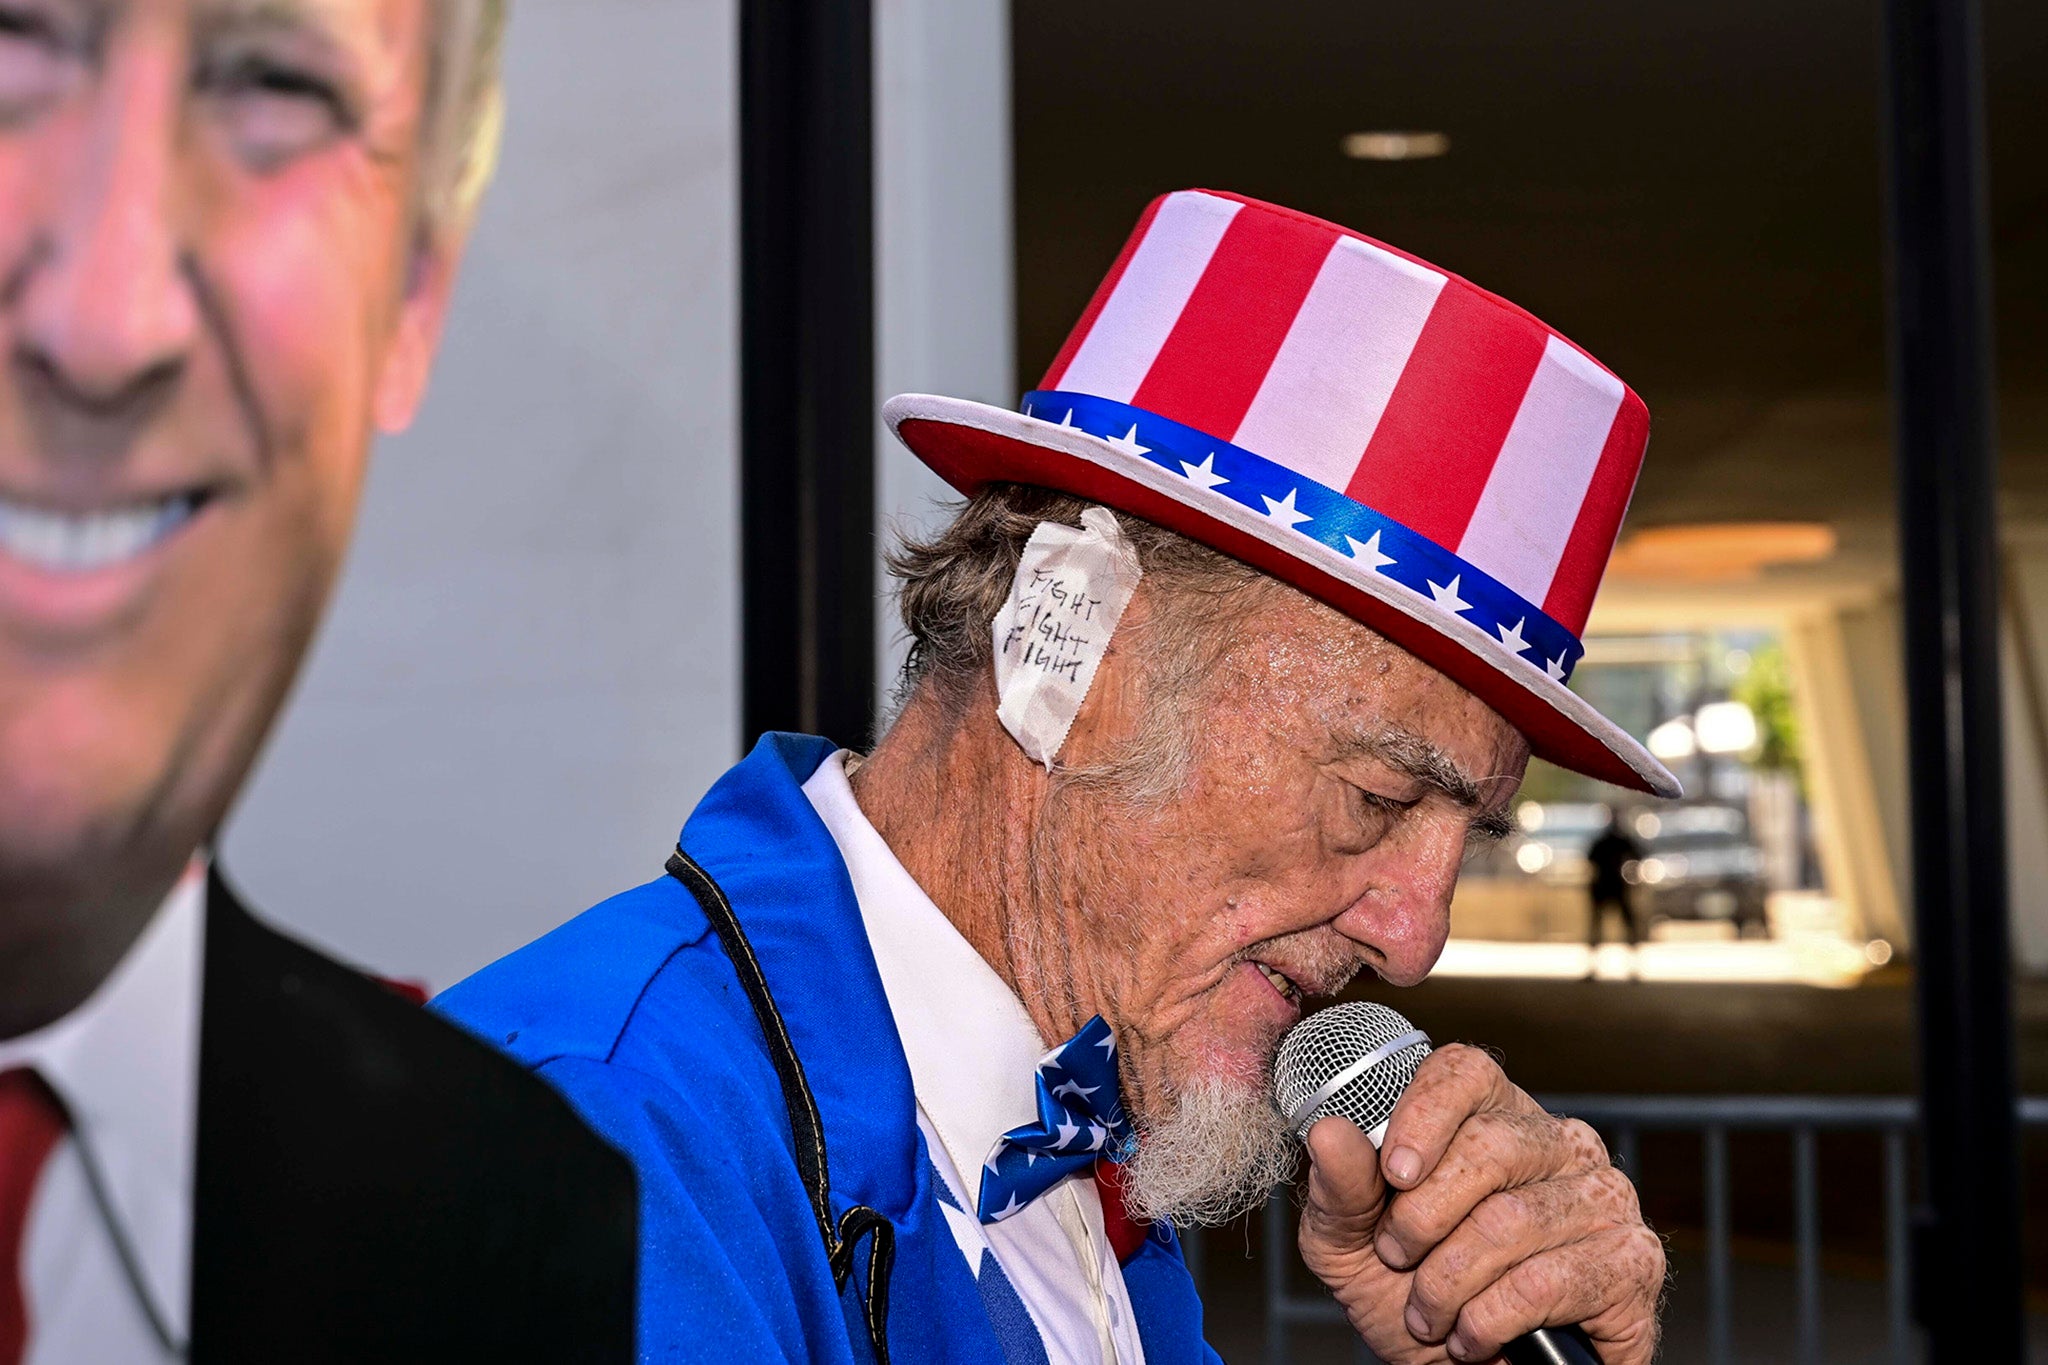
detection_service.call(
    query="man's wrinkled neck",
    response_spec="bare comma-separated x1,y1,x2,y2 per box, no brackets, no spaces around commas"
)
849,689,1081,1047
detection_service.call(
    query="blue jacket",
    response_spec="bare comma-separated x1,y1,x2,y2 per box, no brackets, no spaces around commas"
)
435,733,1219,1363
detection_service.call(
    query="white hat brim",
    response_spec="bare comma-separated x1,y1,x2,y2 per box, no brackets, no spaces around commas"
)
884,392,1680,799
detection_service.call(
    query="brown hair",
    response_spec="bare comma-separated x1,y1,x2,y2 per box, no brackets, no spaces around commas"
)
884,483,1275,796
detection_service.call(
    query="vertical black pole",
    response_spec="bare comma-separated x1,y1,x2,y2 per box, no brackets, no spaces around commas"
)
1881,0,2018,1353
740,0,876,750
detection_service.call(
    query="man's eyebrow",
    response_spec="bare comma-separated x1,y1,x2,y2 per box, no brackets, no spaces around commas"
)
1343,729,1483,804
193,0,357,51
198,0,323,28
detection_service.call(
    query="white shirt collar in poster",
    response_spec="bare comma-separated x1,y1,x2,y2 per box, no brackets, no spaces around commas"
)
0,857,205,1362
803,750,1146,1365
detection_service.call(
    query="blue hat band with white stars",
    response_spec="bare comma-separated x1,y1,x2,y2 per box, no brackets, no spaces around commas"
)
1020,389,1585,684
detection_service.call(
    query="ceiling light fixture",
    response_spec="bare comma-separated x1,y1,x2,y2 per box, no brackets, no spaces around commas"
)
1341,130,1450,161
1607,522,1837,582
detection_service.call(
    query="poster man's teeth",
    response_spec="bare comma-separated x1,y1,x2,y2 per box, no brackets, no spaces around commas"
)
0,496,195,573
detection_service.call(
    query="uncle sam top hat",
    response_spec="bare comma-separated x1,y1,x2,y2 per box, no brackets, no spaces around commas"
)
885,189,1678,797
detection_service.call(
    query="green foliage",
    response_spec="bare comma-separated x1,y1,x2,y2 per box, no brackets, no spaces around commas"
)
1733,639,1803,779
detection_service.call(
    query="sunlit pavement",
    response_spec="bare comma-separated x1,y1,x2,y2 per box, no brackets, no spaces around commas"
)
1431,936,1881,987
1428,888,1894,987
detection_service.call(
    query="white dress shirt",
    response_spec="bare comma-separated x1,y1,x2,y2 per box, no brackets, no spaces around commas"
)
0,859,204,1363
804,751,1145,1365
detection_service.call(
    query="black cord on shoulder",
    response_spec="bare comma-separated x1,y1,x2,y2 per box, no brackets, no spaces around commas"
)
665,848,896,1364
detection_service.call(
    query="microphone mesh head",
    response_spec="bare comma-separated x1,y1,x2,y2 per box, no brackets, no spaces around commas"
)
1273,1001,1432,1139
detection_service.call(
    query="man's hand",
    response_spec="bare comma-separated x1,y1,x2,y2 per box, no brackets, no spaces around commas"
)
1296,1044,1664,1363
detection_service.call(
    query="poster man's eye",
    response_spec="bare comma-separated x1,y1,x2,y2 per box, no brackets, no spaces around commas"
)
202,53,355,168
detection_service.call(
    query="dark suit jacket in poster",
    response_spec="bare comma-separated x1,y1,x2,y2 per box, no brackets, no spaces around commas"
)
189,869,636,1362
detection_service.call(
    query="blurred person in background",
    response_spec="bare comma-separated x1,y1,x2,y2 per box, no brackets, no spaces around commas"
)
443,190,1678,1364
0,1,632,1359
1585,811,1645,978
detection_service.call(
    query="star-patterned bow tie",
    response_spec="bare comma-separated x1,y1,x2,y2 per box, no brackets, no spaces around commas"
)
976,1015,1135,1224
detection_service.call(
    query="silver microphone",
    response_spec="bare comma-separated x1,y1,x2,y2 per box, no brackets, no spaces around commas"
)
1274,1000,1431,1146
1272,1002,1604,1365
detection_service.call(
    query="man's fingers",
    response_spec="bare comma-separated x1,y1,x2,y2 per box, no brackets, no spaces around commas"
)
1378,1044,1539,1192
1442,1223,1667,1365
1400,1166,1643,1341
1375,1111,1613,1270
1299,1115,1388,1268
1297,1058,1666,1365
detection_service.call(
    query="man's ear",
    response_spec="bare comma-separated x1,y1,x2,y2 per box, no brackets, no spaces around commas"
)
372,223,466,435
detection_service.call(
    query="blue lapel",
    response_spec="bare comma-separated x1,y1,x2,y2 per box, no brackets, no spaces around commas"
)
680,734,1007,1364
1120,1229,1220,1363
679,734,924,1230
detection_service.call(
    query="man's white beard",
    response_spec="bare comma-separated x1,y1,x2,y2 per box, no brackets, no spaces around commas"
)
1015,773,1300,1226
1118,1072,1298,1227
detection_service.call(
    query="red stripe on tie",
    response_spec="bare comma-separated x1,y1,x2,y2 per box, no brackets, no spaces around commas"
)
1,1070,66,1365
1344,287,1550,551
1127,210,1337,440
1040,194,1170,391
1542,391,1650,635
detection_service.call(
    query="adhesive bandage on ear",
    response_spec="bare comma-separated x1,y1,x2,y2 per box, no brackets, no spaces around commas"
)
991,507,1144,768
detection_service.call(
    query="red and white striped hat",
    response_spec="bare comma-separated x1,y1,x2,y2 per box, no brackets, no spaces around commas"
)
885,189,1676,795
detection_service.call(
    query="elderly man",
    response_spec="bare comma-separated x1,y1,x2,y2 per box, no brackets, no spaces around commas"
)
0,1,632,1359
443,189,1678,1362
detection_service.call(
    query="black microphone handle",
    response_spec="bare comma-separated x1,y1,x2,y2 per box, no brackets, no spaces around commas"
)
1500,1324,1602,1365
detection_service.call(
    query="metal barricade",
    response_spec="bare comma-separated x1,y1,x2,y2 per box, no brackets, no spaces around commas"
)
1249,1095,2048,1365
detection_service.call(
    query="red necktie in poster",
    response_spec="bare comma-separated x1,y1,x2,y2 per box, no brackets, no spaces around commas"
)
0,1070,65,1365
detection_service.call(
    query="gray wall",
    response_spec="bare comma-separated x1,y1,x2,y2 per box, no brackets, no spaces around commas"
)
874,0,1014,698
222,0,740,992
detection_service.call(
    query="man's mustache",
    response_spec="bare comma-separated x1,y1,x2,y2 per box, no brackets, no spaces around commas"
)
1233,925,1367,1003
